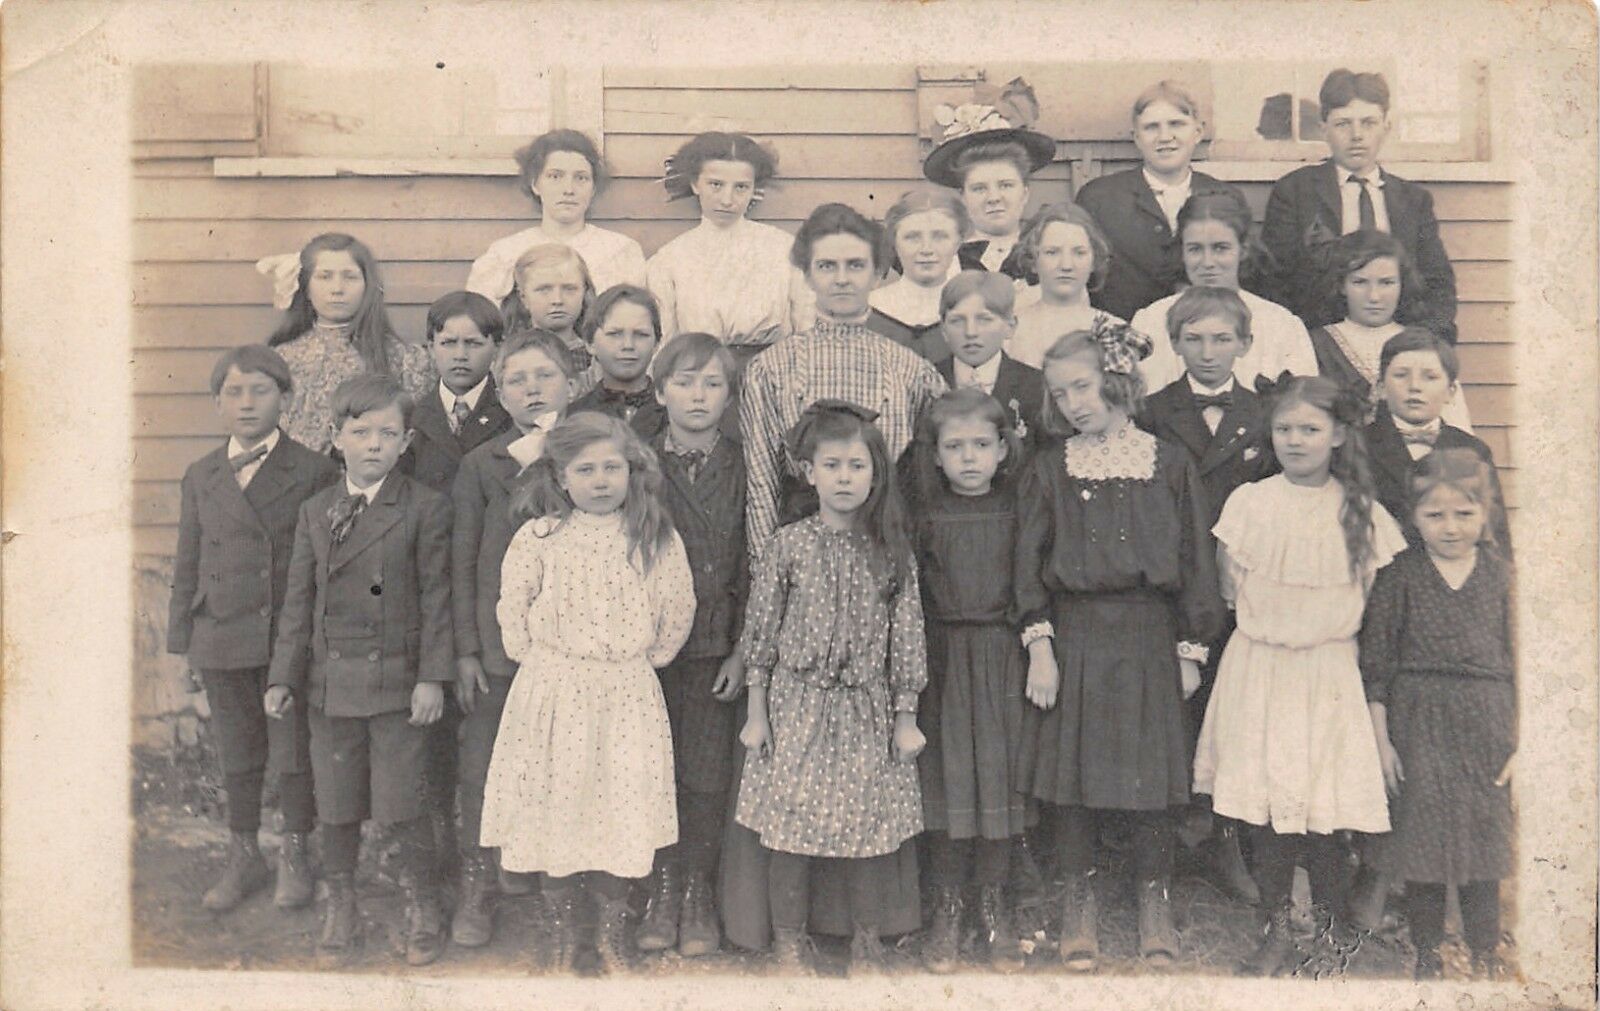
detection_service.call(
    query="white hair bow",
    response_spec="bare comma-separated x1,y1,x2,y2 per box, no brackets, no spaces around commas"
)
255,252,302,310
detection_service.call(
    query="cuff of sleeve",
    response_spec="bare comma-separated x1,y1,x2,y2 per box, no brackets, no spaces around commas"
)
1176,640,1210,665
893,691,920,714
1021,621,1055,649
745,666,771,690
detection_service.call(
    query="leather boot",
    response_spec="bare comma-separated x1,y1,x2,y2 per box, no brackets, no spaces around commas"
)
771,926,816,975
431,808,461,884
1137,878,1180,965
1239,901,1300,977
273,831,314,909
542,885,580,974
403,856,445,966
1413,946,1444,980
922,885,963,974
203,831,271,912
1345,864,1387,933
1212,824,1260,905
594,895,633,975
634,862,682,953
978,882,1025,974
1057,870,1099,971
451,850,495,948
315,871,360,966
676,871,721,957
847,921,889,977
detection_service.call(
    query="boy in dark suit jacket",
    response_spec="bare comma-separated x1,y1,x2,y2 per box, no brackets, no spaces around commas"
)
266,375,453,968
568,284,668,440
937,269,1045,453
447,329,575,947
398,291,512,872
1136,286,1272,906
1365,328,1510,552
1261,69,1458,340
634,333,749,959
167,345,340,913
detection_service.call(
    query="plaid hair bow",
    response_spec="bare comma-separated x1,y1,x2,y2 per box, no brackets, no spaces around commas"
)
1091,317,1154,376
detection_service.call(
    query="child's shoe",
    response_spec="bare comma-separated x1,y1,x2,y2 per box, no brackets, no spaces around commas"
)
1413,946,1444,980
451,851,495,948
977,883,1025,974
541,886,580,973
1057,870,1099,971
1239,902,1299,977
273,831,314,909
1345,864,1388,933
771,926,816,975
676,871,721,957
1470,946,1510,981
634,863,682,953
594,895,634,975
848,922,889,977
315,871,360,967
921,885,962,974
403,878,446,966
1211,824,1260,905
1137,878,1180,966
203,831,272,912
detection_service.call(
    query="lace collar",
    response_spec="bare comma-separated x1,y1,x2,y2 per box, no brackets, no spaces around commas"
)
1064,421,1157,482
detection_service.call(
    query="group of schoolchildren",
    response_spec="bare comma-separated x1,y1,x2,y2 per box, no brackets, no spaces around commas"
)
165,66,1515,983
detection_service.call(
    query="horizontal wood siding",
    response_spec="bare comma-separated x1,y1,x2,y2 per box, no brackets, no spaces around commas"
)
131,69,1515,555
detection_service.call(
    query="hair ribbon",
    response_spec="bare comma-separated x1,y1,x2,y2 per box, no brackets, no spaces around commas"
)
255,252,302,310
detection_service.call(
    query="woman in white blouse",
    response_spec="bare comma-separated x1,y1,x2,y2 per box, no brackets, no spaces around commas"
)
645,132,813,369
466,130,647,304
1132,191,1318,391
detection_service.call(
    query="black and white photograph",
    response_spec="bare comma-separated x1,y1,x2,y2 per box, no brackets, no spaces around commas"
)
1,2,1595,1009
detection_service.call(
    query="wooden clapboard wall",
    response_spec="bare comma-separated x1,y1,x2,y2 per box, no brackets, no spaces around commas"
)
131,65,1514,556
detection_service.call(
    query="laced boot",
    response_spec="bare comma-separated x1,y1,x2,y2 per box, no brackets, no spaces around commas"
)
921,885,963,974
594,895,634,975
676,871,721,957
273,831,314,909
451,849,495,948
315,871,360,967
848,921,889,977
1137,878,1180,965
1413,946,1444,980
541,886,580,974
402,857,445,966
203,831,272,912
1240,901,1300,977
978,882,1025,974
634,862,683,953
1470,947,1510,981
1057,870,1099,972
1212,824,1261,905
771,926,816,975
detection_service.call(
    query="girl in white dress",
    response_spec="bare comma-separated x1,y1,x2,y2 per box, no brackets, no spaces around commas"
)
1008,203,1126,369
466,129,646,301
1192,375,1407,976
480,411,695,974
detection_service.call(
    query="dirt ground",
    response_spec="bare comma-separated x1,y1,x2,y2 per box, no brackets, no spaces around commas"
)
132,746,1480,981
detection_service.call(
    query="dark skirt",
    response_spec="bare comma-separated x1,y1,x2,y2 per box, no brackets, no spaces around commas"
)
1373,675,1514,883
1015,592,1189,811
718,698,922,948
658,655,739,794
918,621,1028,839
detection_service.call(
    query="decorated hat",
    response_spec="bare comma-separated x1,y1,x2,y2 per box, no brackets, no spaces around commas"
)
923,78,1056,189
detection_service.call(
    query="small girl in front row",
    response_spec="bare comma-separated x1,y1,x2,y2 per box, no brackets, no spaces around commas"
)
737,401,928,977
1361,448,1515,981
903,388,1029,975
1193,376,1408,977
479,412,695,974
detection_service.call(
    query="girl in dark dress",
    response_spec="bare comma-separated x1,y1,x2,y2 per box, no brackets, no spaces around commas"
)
902,388,1030,974
1361,448,1516,981
1015,320,1224,970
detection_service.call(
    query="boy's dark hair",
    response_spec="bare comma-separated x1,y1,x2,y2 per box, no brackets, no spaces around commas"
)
514,129,609,206
330,374,414,430
790,202,885,276
582,283,662,344
427,290,505,344
651,331,740,398
492,328,577,386
1319,69,1391,119
210,344,293,395
1165,285,1253,348
1379,327,1460,384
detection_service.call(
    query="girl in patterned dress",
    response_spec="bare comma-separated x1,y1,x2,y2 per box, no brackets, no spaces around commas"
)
901,388,1029,974
1015,320,1224,971
262,233,436,453
736,401,929,976
1361,448,1515,981
1192,375,1408,977
479,412,695,974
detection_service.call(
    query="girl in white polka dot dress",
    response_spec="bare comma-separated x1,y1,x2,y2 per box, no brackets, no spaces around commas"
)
480,411,695,974
735,400,929,977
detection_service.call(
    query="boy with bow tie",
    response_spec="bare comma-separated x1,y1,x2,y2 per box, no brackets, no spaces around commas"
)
167,345,340,914
446,329,576,946
568,284,669,440
265,375,454,968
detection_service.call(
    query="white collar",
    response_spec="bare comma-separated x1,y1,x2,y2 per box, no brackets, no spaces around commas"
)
345,473,387,503
1338,165,1384,187
1142,167,1193,194
1186,374,1236,397
954,352,1004,388
227,427,280,461
440,376,489,414
1392,414,1442,437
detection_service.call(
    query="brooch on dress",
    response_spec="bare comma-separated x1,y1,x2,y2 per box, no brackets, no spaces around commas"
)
1009,398,1028,440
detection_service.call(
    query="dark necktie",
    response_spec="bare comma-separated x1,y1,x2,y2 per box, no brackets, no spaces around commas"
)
601,386,655,421
328,492,367,545
1193,392,1232,412
669,447,708,482
1356,176,1377,232
450,398,471,435
228,442,269,471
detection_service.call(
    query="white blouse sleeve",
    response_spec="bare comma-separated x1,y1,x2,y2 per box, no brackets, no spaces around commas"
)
1276,307,1319,378
646,531,696,668
466,245,516,303
647,250,681,341
495,521,547,664
616,237,648,289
